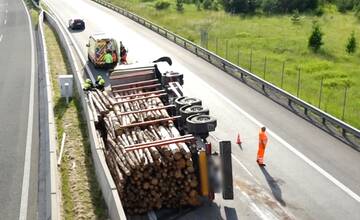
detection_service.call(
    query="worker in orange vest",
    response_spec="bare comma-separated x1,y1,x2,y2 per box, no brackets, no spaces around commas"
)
257,127,268,166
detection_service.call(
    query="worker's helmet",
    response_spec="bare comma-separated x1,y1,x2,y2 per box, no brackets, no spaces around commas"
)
85,79,92,84
98,78,105,86
97,75,103,81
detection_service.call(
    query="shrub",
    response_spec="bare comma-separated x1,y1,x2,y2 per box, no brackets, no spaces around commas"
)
176,0,184,11
346,31,357,54
291,9,301,23
308,24,324,52
203,0,213,10
155,0,171,10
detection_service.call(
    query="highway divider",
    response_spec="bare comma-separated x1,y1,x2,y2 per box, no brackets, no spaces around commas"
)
39,3,127,219
37,10,61,220
91,0,360,151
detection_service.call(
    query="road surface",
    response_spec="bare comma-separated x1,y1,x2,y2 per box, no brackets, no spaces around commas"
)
44,0,360,219
0,0,38,220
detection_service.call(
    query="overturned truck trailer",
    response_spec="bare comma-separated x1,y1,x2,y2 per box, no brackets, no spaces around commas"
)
87,58,224,216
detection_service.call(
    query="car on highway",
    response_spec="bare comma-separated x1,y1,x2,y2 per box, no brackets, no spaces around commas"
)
68,19,85,30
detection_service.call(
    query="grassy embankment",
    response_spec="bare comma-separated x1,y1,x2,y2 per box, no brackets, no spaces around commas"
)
44,22,108,219
105,0,360,128
24,0,39,25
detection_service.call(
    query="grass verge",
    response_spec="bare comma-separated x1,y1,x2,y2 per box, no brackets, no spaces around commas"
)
23,0,39,26
103,0,360,128
44,21,108,220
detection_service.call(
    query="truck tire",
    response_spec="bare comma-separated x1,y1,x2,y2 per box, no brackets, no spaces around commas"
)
162,71,184,85
180,105,209,122
186,114,217,135
175,97,202,112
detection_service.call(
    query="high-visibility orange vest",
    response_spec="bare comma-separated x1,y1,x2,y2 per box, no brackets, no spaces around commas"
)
259,131,268,147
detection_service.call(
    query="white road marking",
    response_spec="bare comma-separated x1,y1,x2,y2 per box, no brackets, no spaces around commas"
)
0,34,3,42
18,0,36,219
236,186,276,220
4,19,6,24
231,154,261,184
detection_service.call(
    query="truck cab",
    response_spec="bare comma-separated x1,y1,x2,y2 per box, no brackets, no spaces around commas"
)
87,33,118,68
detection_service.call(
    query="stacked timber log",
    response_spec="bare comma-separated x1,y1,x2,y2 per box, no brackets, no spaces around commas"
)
88,88,200,215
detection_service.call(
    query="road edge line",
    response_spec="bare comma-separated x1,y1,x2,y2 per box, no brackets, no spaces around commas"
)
19,0,36,219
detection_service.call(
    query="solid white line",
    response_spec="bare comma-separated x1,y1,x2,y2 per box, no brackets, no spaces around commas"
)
237,186,274,220
18,0,36,219
231,154,261,184
199,74,360,203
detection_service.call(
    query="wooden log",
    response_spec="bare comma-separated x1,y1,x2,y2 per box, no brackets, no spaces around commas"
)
90,91,107,114
96,89,112,109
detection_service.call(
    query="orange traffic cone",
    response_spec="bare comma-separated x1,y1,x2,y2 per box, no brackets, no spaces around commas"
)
236,133,242,145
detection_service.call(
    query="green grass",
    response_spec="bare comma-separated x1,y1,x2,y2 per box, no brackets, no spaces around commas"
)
44,22,108,220
104,0,360,128
23,0,39,26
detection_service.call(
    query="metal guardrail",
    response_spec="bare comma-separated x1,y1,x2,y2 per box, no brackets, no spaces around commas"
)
37,10,61,220
92,0,360,151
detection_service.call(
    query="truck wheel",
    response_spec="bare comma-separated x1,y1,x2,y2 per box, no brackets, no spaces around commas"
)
162,71,184,85
186,115,217,134
175,97,202,112
180,105,209,122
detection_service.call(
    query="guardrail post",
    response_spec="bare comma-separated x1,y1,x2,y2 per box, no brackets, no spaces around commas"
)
342,128,347,136
341,86,348,120
237,46,240,65
195,47,198,54
304,107,308,116
288,99,292,106
263,56,267,80
281,61,285,88
226,40,229,60
184,41,187,48
249,49,253,72
216,38,218,54
318,77,324,108
296,68,301,97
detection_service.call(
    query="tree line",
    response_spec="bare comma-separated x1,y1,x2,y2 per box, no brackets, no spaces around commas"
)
181,0,360,14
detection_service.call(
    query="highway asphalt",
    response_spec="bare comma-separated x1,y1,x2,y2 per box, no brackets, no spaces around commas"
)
45,0,360,219
0,0,38,220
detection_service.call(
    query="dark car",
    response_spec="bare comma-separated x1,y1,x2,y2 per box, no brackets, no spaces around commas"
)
68,19,85,30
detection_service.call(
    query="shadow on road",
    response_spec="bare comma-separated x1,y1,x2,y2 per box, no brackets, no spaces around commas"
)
260,167,286,207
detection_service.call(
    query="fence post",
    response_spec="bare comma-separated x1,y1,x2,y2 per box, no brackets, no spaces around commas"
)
216,38,218,54
226,40,229,60
297,68,301,97
249,49,253,72
342,86,348,120
318,77,324,108
263,56,267,80
281,61,285,88
237,46,240,65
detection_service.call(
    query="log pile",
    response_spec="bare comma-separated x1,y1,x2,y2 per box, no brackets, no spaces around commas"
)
88,88,200,215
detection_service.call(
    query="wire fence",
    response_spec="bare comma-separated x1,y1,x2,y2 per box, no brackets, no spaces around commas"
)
204,37,359,129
